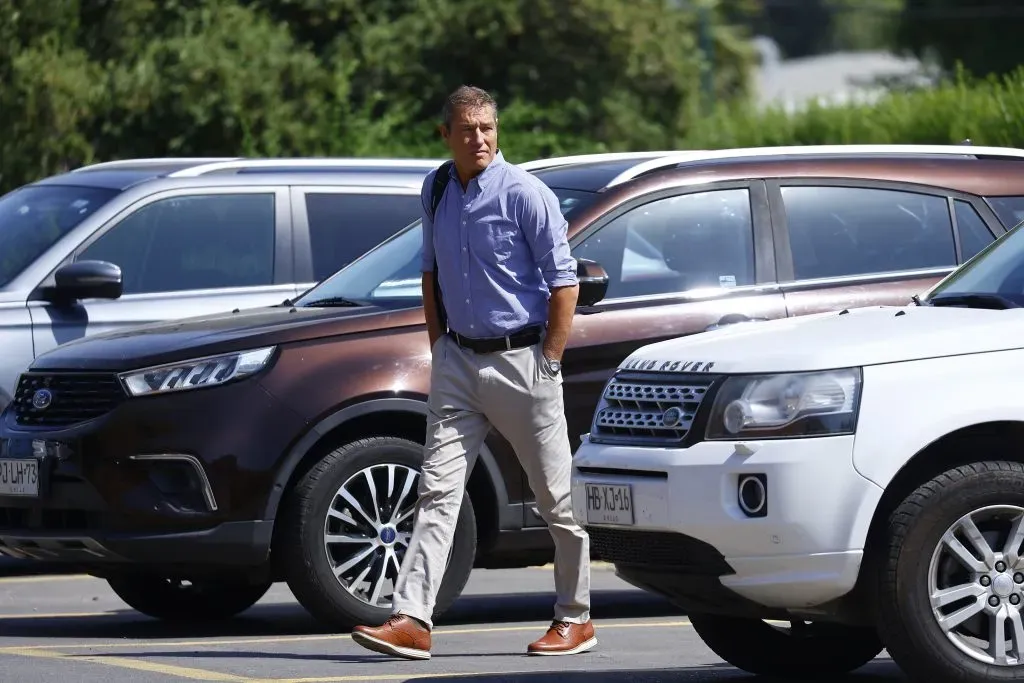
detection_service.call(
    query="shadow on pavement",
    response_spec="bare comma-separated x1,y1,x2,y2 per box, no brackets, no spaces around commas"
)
375,661,907,682
0,588,680,640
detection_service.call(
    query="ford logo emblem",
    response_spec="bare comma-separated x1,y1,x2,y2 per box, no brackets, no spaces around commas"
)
31,389,53,410
662,406,684,428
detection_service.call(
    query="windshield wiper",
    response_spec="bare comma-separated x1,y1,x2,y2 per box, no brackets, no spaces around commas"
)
298,296,364,308
927,293,1021,310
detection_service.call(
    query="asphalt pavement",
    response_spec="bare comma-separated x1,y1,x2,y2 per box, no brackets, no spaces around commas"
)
0,563,907,682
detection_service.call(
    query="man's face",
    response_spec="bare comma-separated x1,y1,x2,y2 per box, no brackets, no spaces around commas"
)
442,104,498,175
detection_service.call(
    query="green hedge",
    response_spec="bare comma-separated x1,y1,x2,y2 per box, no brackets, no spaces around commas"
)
673,66,1024,152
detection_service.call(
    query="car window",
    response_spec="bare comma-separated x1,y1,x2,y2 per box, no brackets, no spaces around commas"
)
953,200,996,262
304,192,422,281
781,186,956,280
571,188,755,299
295,186,600,307
78,194,276,294
0,185,119,288
985,196,1024,230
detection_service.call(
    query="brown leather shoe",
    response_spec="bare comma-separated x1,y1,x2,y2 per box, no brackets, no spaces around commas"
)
351,614,431,660
526,619,597,656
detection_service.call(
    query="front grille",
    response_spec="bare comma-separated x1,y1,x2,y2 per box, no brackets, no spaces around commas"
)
590,373,716,446
12,372,125,427
586,526,733,575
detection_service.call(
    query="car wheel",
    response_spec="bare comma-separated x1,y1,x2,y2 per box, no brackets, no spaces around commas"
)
878,461,1024,682
688,613,883,678
277,436,477,630
106,576,271,621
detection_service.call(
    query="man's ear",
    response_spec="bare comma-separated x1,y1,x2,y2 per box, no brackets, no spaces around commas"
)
438,123,449,141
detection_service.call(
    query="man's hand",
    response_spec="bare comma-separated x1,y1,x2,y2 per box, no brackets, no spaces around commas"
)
543,284,579,361
422,271,444,348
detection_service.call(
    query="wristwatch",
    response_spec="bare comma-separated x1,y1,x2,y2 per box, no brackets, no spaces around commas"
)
545,357,561,374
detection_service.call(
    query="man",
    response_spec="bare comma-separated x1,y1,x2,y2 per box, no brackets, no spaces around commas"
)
350,84,594,660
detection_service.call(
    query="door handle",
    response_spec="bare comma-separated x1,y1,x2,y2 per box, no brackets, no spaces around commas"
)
705,313,768,332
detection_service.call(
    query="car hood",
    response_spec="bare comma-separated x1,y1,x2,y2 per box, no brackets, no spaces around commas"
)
30,303,422,372
618,305,1024,375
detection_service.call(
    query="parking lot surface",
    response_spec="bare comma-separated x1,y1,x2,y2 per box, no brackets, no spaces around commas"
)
0,563,905,682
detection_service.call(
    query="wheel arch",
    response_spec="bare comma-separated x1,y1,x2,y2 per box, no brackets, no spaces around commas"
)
852,420,1024,611
261,398,509,534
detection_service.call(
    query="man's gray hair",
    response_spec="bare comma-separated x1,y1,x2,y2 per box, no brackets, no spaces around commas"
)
441,85,498,130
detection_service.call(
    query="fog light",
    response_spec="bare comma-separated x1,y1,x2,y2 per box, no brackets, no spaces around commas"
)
737,474,767,518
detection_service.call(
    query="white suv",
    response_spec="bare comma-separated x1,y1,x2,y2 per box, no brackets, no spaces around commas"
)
570,214,1024,682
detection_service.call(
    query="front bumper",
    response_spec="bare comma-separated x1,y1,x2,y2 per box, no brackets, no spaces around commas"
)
0,373,307,567
0,520,272,566
570,434,883,611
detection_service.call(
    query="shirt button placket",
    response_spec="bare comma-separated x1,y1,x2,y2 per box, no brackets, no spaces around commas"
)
462,188,471,328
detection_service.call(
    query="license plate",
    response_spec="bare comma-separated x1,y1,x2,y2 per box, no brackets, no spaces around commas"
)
585,483,634,525
0,458,39,497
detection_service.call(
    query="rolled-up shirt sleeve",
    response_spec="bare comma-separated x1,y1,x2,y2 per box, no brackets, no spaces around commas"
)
420,171,436,273
518,180,578,288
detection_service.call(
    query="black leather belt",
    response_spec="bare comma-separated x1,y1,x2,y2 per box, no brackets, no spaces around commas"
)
449,324,543,353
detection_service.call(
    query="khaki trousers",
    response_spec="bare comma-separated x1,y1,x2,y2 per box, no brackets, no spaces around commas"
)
391,332,591,629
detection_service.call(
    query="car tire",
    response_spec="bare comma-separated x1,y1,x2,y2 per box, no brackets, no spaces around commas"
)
877,461,1024,682
106,576,271,621
688,613,883,678
277,436,477,631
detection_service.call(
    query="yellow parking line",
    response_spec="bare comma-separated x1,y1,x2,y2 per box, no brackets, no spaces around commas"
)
0,574,93,584
267,673,510,683
0,618,692,652
0,611,118,619
0,646,258,681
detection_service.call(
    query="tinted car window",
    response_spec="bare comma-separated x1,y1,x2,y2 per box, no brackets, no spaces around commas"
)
79,194,276,294
0,185,118,288
782,186,956,280
305,192,422,281
571,189,755,299
298,187,598,306
986,196,1024,230
953,200,996,262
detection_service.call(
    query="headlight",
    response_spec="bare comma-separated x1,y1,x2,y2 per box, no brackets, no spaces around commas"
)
705,368,861,440
118,347,276,397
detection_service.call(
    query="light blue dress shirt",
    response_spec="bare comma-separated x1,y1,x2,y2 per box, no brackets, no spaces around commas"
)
421,150,578,339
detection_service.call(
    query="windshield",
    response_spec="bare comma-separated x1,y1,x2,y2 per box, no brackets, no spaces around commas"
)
924,214,1024,306
295,186,599,307
0,184,119,288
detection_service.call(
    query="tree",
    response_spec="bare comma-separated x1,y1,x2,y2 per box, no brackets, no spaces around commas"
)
894,0,1024,78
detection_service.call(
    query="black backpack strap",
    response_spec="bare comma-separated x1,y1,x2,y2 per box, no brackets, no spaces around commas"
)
430,160,453,219
430,161,454,333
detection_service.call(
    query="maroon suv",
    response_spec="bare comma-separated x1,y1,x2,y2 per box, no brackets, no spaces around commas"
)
2,149,1024,630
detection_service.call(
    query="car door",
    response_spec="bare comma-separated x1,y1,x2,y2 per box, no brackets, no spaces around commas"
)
767,179,1005,317
519,180,788,526
28,186,294,357
289,186,425,292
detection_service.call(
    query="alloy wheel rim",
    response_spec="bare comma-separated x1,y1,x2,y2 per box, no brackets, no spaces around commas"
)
928,504,1024,666
323,463,419,608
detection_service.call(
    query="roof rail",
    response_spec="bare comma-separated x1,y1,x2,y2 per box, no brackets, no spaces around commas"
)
167,157,447,177
604,144,1024,188
72,157,243,173
517,151,686,172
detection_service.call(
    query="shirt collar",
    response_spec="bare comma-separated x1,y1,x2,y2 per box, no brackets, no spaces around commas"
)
449,149,505,190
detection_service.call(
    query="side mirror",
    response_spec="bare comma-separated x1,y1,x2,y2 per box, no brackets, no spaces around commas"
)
44,260,123,303
576,258,608,308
